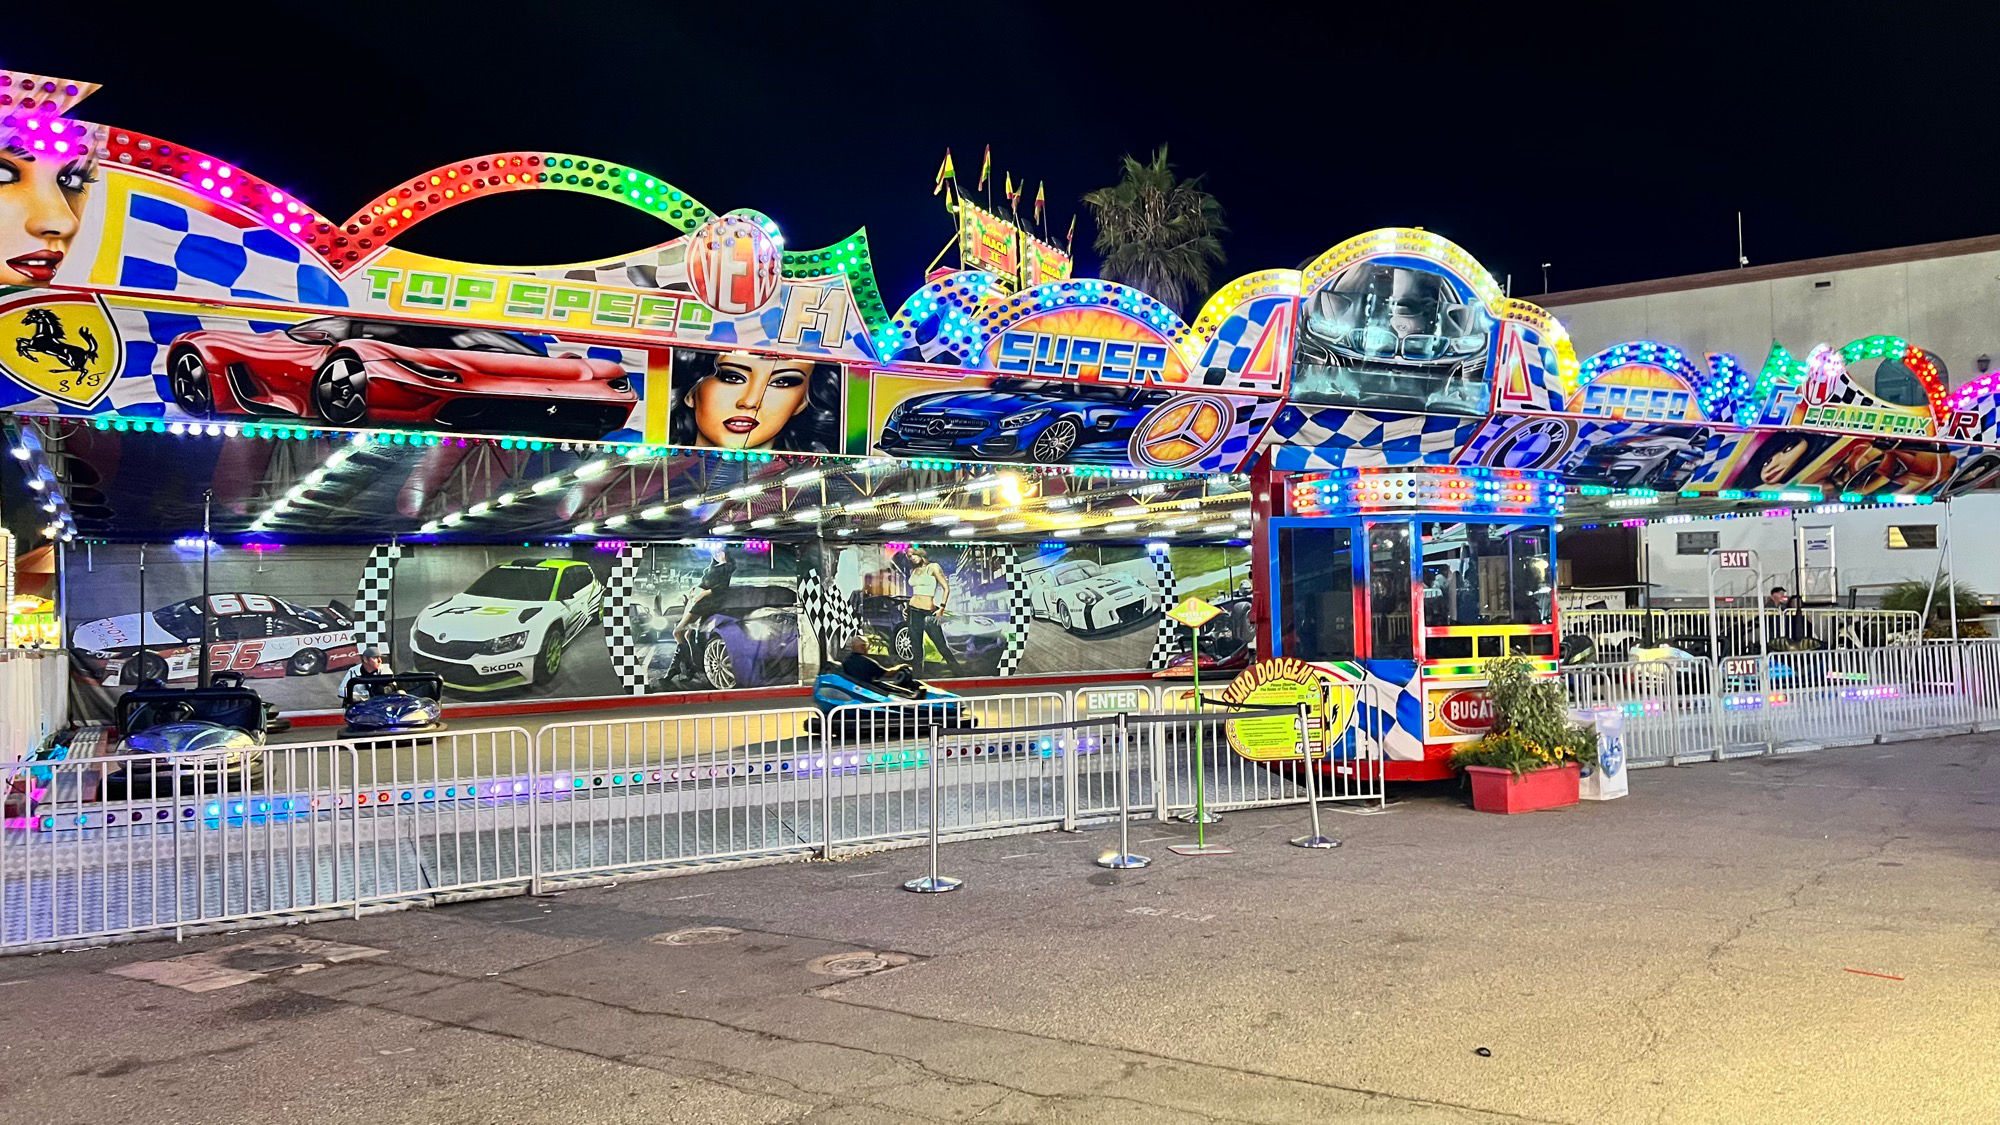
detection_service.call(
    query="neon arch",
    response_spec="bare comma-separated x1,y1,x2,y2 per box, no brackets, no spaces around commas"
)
1575,340,1736,421
879,275,1196,369
97,134,891,333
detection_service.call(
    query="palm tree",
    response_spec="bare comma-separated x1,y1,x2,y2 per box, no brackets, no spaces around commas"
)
1080,146,1225,316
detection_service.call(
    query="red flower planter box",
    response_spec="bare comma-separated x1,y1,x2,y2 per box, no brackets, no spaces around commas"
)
1465,763,1581,814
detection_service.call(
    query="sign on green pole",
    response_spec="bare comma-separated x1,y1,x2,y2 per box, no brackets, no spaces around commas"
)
1164,596,1232,856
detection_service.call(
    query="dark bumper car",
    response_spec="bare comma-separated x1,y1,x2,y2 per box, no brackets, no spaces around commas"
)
341,673,447,738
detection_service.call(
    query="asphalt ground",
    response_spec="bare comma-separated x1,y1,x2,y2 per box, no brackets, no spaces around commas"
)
3,734,1996,1124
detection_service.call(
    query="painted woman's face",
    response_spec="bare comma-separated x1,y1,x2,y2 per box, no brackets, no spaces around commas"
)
685,353,811,449
1759,439,1810,485
0,138,95,287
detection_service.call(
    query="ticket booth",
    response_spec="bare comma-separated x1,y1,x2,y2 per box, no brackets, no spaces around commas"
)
1262,466,1563,779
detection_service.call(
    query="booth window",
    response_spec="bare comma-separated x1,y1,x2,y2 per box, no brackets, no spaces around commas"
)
1277,526,1356,662
1420,522,1554,630
1368,524,1415,661
1676,531,1719,555
1887,524,1937,549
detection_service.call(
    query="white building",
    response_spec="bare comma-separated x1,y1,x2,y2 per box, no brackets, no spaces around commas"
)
1541,235,2000,603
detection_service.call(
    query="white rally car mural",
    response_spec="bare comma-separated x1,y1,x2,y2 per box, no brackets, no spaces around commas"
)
1022,556,1161,634
409,558,603,693
71,593,359,687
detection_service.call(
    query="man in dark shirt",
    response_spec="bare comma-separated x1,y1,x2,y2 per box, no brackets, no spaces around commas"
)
840,635,920,697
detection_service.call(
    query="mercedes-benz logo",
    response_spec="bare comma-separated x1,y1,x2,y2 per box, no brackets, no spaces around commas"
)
1129,394,1229,467
924,416,949,436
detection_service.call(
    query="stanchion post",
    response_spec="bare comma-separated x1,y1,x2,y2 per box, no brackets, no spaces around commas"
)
1097,712,1150,869
1290,700,1338,849
820,710,836,859
904,727,961,893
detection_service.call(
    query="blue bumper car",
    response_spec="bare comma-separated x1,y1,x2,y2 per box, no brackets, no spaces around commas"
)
342,673,447,738
811,672,968,739
105,685,270,798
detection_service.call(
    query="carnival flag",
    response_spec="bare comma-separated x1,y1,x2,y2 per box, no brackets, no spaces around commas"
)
1005,172,1021,214
1066,213,1076,250
934,149,955,195
978,146,991,191
1034,181,1046,225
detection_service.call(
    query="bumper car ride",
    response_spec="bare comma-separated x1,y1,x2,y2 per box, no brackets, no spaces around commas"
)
341,673,447,737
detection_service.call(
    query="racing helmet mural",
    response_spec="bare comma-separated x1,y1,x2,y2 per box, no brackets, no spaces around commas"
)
1289,230,1545,418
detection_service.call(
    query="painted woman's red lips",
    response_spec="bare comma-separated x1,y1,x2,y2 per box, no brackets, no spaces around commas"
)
7,251,62,282
722,416,758,434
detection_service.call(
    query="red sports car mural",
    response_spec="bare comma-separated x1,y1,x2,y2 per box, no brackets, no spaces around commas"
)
164,316,637,439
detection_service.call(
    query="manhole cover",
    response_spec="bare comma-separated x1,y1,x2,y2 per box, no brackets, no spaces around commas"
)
808,951,915,977
649,926,742,947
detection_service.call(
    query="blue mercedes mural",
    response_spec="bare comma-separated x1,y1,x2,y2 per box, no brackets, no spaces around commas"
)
877,377,1182,464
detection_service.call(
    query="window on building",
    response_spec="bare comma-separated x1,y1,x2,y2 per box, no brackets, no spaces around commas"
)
1676,531,1720,555
1887,524,1938,549
1277,526,1356,662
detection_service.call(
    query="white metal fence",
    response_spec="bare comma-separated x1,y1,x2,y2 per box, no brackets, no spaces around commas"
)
1565,608,1922,655
1562,639,2000,769
1,651,67,767
8,642,1990,954
0,688,1359,951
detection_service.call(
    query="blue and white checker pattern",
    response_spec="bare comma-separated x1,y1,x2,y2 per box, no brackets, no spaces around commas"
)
1199,396,1288,474
1265,405,1481,472
1147,551,1178,671
1329,661,1426,763
994,549,1033,678
118,191,350,308
353,544,400,656
1192,293,1291,390
604,544,648,694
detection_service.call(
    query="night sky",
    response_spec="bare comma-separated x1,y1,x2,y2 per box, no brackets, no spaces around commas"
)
13,3,2000,301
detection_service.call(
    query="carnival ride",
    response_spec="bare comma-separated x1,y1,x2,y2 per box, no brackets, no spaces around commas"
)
3,61,1996,815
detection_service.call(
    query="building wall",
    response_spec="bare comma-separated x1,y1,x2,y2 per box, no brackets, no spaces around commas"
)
1544,245,2000,391
1546,241,2000,600
1630,494,2000,602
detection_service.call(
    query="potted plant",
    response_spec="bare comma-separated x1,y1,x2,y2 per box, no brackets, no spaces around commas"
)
1450,655,1599,814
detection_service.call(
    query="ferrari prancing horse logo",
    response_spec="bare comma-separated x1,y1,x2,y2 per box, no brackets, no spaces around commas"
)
0,290,122,410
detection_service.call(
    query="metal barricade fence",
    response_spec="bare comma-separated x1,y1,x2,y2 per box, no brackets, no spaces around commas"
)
1070,684,1160,823
2,739,363,948
822,692,1067,850
535,709,822,886
19,645,2000,953
1565,608,1922,654
348,726,537,904
1561,660,1723,767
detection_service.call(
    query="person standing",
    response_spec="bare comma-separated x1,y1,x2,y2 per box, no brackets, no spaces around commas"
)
904,548,964,677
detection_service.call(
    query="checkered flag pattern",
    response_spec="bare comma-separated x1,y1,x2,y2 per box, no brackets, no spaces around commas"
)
540,244,685,290
1193,293,1289,388
995,549,1033,678
118,191,350,308
353,543,400,656
1147,551,1178,671
802,566,866,670
603,544,648,695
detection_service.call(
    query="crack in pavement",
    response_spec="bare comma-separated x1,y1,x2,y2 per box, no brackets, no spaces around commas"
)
276,953,1556,1124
